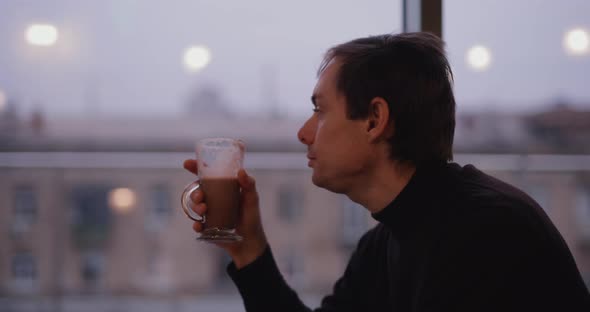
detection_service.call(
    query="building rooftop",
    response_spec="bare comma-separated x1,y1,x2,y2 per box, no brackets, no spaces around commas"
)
1,104,589,154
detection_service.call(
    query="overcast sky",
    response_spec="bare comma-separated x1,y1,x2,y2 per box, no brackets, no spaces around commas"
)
0,0,588,119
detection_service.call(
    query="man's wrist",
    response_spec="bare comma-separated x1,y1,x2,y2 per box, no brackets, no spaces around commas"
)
231,240,268,269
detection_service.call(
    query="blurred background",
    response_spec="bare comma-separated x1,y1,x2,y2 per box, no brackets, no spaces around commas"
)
0,0,589,311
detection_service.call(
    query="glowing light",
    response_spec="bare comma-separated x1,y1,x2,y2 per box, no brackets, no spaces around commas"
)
183,46,211,72
108,188,136,214
466,45,492,71
0,90,6,112
564,28,589,55
26,24,58,46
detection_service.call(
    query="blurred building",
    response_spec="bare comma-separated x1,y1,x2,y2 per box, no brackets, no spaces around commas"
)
1,103,590,309
0,114,364,301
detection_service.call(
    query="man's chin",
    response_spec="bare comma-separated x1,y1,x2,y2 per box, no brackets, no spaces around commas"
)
311,172,327,189
311,173,344,194
311,173,322,187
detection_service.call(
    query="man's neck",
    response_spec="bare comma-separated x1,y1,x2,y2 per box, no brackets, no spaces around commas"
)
347,160,416,213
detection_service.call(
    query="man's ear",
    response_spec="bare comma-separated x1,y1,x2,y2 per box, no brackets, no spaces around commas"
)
366,97,392,142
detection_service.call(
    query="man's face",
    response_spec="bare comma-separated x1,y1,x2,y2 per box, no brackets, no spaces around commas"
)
297,60,374,193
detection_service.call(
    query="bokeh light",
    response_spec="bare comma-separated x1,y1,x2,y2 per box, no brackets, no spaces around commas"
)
564,28,589,55
108,188,136,214
183,45,211,72
25,24,59,46
466,45,492,71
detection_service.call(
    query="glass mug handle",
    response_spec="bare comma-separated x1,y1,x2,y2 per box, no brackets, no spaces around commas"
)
181,180,206,223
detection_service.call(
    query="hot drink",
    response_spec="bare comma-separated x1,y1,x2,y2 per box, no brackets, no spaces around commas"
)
181,137,244,242
200,177,240,231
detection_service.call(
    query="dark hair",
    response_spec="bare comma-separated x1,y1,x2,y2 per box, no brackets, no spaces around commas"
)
319,32,455,166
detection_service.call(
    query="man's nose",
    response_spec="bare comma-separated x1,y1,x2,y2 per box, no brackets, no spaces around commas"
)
297,117,315,145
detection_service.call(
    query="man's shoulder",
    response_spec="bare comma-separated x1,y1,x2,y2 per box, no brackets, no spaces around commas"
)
351,223,395,255
445,164,545,218
358,223,391,244
438,163,556,238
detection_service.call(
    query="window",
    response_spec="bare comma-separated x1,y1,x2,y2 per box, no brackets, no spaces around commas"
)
445,0,590,286
145,184,172,231
143,241,173,293
12,252,36,280
152,185,172,217
279,247,305,288
277,184,303,223
444,1,589,112
341,197,368,247
0,0,403,303
13,185,37,233
11,252,37,292
71,186,112,249
81,251,104,290
215,252,234,291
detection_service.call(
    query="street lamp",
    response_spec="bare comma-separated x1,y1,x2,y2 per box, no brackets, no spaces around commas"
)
25,24,59,47
108,188,137,215
564,28,589,56
183,45,211,73
466,45,492,72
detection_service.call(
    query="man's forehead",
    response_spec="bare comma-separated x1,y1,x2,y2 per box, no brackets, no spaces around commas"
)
313,60,340,95
319,58,341,79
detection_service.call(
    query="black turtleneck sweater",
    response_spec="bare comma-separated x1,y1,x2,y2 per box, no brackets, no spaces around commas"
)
227,163,590,311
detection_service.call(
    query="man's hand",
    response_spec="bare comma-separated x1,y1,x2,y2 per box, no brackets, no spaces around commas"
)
183,159,268,269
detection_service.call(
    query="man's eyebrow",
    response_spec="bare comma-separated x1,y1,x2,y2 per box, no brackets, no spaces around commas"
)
311,94,322,105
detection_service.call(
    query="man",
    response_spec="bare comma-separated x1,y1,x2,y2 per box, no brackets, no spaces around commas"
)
183,32,590,311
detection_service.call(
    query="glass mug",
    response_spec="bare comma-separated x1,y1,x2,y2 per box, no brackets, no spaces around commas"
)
181,138,244,242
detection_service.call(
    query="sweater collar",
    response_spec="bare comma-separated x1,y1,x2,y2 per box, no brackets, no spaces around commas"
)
371,162,451,234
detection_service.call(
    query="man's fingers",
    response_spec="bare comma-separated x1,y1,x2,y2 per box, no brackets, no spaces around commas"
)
190,190,204,204
191,203,206,215
192,221,203,233
183,159,198,175
238,169,256,191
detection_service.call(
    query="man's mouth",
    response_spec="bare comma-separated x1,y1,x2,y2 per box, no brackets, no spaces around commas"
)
307,154,315,167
